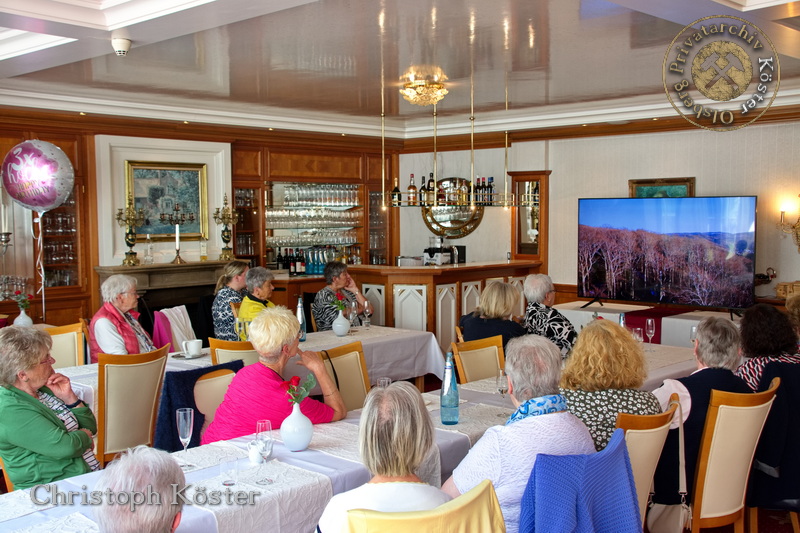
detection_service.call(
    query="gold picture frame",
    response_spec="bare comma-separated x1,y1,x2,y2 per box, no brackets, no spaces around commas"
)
124,161,208,241
628,177,695,198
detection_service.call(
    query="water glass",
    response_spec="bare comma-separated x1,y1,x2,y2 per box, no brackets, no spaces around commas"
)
220,455,239,486
376,377,391,388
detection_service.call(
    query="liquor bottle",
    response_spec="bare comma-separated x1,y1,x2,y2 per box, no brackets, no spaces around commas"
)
440,351,459,425
487,176,495,205
419,180,428,207
391,177,402,206
143,234,154,264
296,297,307,342
298,249,305,274
426,173,437,206
288,248,296,275
407,173,418,206
276,247,284,269
437,180,446,205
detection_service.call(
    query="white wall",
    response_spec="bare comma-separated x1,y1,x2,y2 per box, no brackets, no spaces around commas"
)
400,121,800,296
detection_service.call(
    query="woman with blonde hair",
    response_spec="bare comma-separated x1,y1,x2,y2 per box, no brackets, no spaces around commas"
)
560,319,661,450
459,281,526,348
211,260,249,341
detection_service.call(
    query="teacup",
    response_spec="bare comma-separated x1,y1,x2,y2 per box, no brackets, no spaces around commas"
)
182,339,203,358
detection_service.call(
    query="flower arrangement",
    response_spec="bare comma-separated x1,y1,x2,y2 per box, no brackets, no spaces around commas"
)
11,290,33,310
330,292,348,312
281,374,317,405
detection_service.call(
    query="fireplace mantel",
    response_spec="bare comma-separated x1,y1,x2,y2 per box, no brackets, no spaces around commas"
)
95,261,229,291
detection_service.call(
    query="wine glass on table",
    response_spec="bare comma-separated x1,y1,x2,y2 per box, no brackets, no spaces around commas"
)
254,419,274,485
645,318,656,351
496,368,510,416
348,299,359,330
362,300,373,329
176,408,196,470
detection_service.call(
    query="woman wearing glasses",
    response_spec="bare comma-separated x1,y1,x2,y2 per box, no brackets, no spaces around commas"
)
88,274,155,362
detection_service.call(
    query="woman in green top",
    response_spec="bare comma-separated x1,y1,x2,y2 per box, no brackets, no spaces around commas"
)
0,326,98,489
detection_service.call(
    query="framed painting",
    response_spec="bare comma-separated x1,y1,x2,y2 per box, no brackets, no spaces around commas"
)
628,177,695,198
124,161,208,241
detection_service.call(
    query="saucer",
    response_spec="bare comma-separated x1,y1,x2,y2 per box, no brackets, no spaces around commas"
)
172,352,203,359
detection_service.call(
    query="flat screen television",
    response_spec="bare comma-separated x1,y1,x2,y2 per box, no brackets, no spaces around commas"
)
577,196,757,309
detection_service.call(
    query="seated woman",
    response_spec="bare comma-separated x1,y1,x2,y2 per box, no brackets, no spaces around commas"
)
0,327,98,489
89,274,155,363
312,261,368,331
560,319,661,450
201,306,346,444
212,260,249,341
237,267,276,336
459,281,526,348
735,303,800,391
522,274,577,357
652,317,750,505
317,381,451,532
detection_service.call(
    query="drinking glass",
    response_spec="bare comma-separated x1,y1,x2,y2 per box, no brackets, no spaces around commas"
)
348,299,359,329
176,408,196,469
376,377,391,388
362,300,373,329
220,455,238,486
645,318,656,351
255,420,274,485
690,325,698,343
632,327,644,343
496,369,509,416
235,319,250,341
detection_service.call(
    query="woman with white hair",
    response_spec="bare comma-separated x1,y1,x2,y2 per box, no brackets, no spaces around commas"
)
201,306,346,444
316,381,451,532
89,274,155,363
522,274,577,357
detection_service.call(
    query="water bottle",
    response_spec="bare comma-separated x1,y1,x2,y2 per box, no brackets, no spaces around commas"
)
618,312,626,329
296,297,307,342
440,352,459,425
143,234,154,264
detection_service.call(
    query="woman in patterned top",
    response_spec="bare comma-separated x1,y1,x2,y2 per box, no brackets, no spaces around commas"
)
312,261,368,332
0,327,98,489
560,319,661,450
735,303,800,390
211,260,249,341
522,274,577,357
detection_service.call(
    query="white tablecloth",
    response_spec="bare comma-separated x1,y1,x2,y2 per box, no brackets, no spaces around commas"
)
554,301,652,332
660,310,740,348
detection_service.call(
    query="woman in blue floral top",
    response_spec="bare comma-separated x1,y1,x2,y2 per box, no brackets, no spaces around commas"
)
212,260,249,341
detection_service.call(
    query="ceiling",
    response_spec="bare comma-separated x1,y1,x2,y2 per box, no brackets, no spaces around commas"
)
2,0,800,137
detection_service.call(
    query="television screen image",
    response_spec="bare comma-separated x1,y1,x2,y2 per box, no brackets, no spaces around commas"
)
577,196,756,309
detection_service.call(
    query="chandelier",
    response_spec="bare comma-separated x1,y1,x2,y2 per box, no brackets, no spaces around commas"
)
400,66,448,106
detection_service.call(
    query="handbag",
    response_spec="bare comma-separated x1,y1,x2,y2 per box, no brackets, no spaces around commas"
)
647,400,692,533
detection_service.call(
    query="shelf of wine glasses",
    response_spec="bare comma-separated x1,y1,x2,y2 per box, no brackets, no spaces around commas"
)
266,230,361,247
265,207,363,230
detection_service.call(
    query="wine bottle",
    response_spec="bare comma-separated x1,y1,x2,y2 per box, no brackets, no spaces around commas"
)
298,249,305,274
276,247,284,270
487,176,495,205
296,297,307,342
419,180,428,207
288,248,296,275
440,352,459,425
407,173,418,206
426,173,437,206
391,177,402,206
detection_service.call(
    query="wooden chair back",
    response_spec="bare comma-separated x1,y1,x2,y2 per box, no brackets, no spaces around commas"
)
690,378,779,533
455,325,464,343
45,322,85,368
96,345,169,467
322,341,370,411
209,337,259,366
193,368,236,438
616,393,679,524
450,336,505,383
230,301,241,319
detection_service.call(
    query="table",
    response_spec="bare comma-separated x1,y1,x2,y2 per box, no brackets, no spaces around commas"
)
553,301,652,332
660,310,740,348
0,389,501,533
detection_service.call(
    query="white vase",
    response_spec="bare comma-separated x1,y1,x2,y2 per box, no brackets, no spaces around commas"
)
280,402,313,452
331,310,350,337
13,308,33,327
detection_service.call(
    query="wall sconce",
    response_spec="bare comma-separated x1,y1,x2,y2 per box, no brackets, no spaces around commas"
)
778,194,800,253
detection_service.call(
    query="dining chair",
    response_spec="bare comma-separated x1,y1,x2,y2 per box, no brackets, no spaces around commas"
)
193,368,237,439
96,345,169,467
689,378,779,533
450,335,505,384
0,456,13,492
616,393,679,525
230,301,241,319
209,337,259,366
454,325,464,343
346,479,505,533
45,322,85,368
321,341,370,411
747,363,800,533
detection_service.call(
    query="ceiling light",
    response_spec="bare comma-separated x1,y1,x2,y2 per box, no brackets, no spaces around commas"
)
400,66,449,106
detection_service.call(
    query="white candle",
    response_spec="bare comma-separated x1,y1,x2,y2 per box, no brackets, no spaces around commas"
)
175,224,180,250
0,187,6,233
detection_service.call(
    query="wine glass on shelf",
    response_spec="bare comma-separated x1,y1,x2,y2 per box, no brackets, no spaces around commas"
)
362,300,373,329
645,318,656,351
176,408,196,470
255,419,274,485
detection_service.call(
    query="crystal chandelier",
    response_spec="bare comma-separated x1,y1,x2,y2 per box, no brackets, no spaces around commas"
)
400,66,448,106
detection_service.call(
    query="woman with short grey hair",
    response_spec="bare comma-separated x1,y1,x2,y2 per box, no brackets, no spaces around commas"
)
317,381,451,532
0,327,98,489
89,274,155,362
521,274,577,357
237,266,276,330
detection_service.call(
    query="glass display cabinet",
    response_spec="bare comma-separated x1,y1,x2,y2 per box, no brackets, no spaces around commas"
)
510,170,550,267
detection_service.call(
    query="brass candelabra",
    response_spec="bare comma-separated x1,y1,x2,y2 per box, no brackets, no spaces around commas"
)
115,194,145,266
213,194,240,261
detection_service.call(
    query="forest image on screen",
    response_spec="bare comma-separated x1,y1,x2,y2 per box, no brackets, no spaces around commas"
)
578,197,756,309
